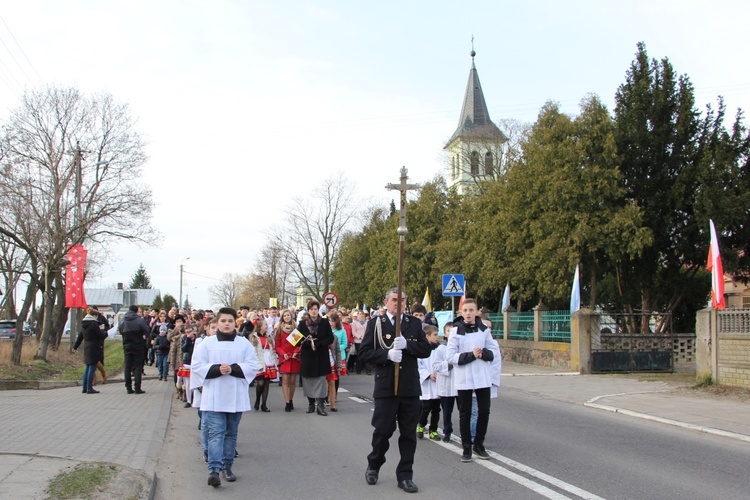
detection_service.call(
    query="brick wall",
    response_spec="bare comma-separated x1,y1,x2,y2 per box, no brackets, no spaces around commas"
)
718,333,750,388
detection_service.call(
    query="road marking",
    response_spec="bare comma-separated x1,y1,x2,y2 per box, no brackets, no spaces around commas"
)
436,435,605,500
338,388,349,393
349,396,371,404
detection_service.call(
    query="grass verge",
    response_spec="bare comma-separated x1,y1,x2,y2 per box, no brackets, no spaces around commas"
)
47,462,117,499
0,338,125,382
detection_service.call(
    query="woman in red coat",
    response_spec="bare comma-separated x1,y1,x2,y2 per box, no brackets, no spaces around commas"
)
275,309,301,412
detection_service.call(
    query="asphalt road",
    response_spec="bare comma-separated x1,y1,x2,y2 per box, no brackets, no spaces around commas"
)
154,373,750,499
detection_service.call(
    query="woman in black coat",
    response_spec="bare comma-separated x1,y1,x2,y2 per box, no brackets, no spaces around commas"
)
297,300,334,415
73,307,108,394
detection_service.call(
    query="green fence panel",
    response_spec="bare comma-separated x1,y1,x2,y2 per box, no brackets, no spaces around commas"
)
486,313,503,339
509,311,534,340
541,310,571,343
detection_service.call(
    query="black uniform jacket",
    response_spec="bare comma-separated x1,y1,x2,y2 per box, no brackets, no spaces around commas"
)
358,314,431,398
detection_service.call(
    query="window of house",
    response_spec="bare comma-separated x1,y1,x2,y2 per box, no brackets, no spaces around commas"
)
470,151,479,175
742,295,750,309
484,152,493,175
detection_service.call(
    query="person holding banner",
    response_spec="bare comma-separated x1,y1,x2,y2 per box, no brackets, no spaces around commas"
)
275,309,301,412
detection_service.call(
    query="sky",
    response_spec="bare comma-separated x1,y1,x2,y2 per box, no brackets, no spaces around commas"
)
1,0,749,311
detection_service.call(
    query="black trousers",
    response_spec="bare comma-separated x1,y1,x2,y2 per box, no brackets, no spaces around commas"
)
418,398,441,432
123,349,144,390
440,396,456,435
368,395,420,481
457,388,491,447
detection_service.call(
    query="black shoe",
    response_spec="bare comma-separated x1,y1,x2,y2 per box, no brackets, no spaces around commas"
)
126,388,134,394
158,376,162,381
306,398,315,413
330,407,338,412
472,443,490,460
461,446,472,462
316,398,327,416
261,405,270,412
82,388,87,394
135,389,145,394
184,402,191,408
284,402,292,412
87,389,100,394
207,471,221,487
222,467,237,482
289,401,294,410
442,432,451,443
398,479,419,493
365,468,379,485
253,403,259,411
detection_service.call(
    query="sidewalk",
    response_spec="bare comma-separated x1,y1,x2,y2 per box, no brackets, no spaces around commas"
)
0,363,171,499
1,362,748,499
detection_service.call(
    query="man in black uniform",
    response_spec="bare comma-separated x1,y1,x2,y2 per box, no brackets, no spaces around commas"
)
120,305,149,394
358,287,431,494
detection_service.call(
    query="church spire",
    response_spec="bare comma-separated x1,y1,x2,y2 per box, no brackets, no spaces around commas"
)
446,47,505,147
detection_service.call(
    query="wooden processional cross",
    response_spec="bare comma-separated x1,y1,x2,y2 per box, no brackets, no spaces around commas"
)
386,166,419,395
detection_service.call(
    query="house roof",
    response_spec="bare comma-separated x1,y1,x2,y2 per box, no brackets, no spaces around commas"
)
85,288,161,307
445,51,507,147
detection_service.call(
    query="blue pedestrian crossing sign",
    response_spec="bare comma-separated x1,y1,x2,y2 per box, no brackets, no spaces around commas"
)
442,274,465,296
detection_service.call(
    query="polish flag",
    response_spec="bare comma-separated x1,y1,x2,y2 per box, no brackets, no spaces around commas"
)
707,220,725,310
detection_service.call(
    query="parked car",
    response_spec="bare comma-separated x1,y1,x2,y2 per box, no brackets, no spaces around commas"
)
0,320,17,340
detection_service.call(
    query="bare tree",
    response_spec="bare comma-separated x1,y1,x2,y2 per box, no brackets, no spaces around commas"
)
247,239,296,308
280,175,357,303
208,273,242,309
0,86,154,361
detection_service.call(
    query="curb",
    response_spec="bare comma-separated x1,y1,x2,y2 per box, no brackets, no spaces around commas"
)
584,393,750,444
501,372,579,377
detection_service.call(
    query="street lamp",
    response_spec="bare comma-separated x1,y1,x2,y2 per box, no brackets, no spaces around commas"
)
179,257,190,308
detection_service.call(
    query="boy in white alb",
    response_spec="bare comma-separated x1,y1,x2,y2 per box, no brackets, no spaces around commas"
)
416,324,441,440
191,307,257,487
446,298,501,463
434,322,457,442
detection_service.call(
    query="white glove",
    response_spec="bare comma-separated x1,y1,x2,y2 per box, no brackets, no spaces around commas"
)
393,336,407,350
387,349,403,363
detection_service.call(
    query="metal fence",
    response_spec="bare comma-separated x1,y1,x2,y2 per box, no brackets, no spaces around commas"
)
509,311,534,340
541,310,571,342
485,313,503,339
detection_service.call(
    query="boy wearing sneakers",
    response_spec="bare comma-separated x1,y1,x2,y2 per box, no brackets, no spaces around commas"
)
416,324,441,440
446,298,501,462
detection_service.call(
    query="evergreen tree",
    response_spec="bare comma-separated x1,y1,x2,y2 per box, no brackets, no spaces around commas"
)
162,294,178,310
129,264,152,289
152,294,164,312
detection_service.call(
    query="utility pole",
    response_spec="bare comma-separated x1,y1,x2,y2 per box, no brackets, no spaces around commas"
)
179,257,190,308
68,143,83,350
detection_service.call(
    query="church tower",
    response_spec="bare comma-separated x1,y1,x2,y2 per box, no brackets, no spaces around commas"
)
445,49,507,195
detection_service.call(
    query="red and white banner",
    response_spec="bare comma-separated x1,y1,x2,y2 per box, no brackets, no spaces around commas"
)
707,220,725,310
65,244,88,309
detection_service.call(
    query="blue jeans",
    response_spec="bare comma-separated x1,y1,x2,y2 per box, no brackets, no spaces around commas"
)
156,353,169,377
202,411,242,472
82,363,97,392
470,396,478,441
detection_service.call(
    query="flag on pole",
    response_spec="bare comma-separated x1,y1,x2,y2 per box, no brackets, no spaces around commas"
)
570,265,581,313
707,219,726,310
501,283,510,312
65,244,88,309
421,287,432,312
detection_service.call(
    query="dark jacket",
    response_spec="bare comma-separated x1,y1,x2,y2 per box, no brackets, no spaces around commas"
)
120,310,149,352
181,335,195,364
358,313,431,398
153,333,171,354
73,314,107,365
297,317,334,378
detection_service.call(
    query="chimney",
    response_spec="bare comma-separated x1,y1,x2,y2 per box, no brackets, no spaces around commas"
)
117,283,124,290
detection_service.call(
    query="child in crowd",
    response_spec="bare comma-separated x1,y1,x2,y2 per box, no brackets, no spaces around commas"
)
153,325,171,380
417,324,441,440
434,322,457,442
177,323,197,407
446,298,501,463
411,303,427,323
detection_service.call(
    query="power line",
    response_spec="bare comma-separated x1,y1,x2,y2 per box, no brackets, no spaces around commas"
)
182,270,221,281
0,14,41,84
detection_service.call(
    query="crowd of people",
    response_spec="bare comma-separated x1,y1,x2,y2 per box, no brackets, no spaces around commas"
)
72,292,502,490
